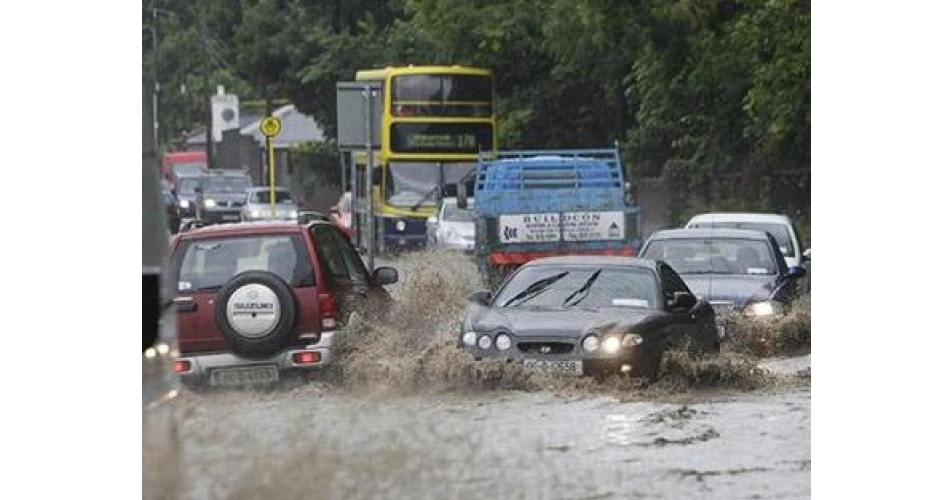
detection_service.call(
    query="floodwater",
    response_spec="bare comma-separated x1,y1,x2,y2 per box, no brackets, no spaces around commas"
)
168,251,811,500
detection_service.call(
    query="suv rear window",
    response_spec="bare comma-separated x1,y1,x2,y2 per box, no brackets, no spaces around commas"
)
171,234,315,292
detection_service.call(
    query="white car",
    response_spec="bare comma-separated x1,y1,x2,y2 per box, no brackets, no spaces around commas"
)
241,187,299,221
684,212,809,269
427,197,476,252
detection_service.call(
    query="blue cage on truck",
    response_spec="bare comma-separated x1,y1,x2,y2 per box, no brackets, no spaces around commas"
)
464,146,642,287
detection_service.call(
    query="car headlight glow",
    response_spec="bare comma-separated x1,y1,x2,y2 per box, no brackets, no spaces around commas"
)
178,199,189,209
621,333,643,347
289,210,298,218
744,300,782,317
250,209,261,217
477,334,492,350
462,331,477,346
602,336,621,354
582,335,599,353
204,199,216,208
396,220,406,232
495,333,512,351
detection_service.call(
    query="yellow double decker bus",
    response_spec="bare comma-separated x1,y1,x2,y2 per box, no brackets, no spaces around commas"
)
352,65,497,251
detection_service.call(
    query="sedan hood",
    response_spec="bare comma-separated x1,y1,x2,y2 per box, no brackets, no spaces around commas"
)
204,192,247,203
468,306,661,339
246,202,298,212
439,221,475,236
680,274,778,307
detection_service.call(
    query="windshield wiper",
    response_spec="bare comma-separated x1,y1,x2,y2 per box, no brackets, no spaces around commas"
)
412,186,441,211
503,272,569,307
562,269,602,308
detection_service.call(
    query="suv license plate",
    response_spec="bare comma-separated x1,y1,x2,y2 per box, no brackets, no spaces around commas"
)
210,365,279,386
522,359,583,375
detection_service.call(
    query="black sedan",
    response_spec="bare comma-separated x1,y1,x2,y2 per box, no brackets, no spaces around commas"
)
639,228,807,325
458,256,719,379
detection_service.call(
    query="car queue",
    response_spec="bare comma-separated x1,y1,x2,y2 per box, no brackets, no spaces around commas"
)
154,153,807,386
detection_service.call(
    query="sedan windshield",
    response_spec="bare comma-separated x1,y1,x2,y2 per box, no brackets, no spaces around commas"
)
172,162,206,176
441,203,474,222
203,176,250,193
251,190,294,204
641,238,779,275
690,222,795,257
493,266,660,309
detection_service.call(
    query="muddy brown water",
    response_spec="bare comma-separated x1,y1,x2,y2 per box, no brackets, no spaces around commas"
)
169,252,811,500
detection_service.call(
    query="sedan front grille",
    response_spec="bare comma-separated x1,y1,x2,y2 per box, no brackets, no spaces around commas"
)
517,342,575,355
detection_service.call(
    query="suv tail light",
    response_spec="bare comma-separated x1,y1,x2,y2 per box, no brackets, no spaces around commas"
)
292,351,321,365
173,359,192,373
318,293,339,331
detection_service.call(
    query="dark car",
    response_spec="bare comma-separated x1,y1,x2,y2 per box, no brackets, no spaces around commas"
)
168,220,399,387
196,170,252,224
639,228,806,327
161,184,182,234
458,256,719,379
173,173,202,218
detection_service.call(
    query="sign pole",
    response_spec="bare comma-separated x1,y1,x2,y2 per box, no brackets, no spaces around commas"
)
268,135,276,218
364,84,375,271
259,115,283,220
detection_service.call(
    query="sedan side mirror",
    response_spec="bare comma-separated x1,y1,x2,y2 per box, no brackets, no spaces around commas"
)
667,291,696,310
787,265,807,279
194,186,203,195
468,290,491,306
372,267,399,286
802,248,811,261
329,206,341,216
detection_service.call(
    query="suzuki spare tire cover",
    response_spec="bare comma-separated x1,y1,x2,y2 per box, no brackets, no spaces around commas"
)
215,271,298,359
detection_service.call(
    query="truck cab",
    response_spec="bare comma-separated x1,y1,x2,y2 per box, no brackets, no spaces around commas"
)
463,147,642,288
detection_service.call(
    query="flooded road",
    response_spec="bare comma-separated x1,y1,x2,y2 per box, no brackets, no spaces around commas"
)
173,252,810,500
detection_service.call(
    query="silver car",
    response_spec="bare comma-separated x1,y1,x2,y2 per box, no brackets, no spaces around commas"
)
242,187,299,221
427,197,476,252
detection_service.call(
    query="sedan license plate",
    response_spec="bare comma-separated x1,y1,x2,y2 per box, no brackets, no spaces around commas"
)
222,214,240,221
210,365,279,386
522,359,583,375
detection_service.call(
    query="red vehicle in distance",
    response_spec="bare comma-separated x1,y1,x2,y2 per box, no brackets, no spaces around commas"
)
162,151,207,185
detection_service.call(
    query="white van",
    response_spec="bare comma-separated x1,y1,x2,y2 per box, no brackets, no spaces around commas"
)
684,212,809,269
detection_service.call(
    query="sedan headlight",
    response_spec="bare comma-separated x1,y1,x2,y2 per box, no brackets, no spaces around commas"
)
204,199,216,208
602,336,621,354
288,210,298,218
495,333,512,351
582,335,599,353
462,331,477,346
250,209,261,218
396,220,406,232
178,199,189,209
477,334,492,350
743,300,783,317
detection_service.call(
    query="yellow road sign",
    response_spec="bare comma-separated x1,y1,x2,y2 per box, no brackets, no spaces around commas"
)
260,116,282,138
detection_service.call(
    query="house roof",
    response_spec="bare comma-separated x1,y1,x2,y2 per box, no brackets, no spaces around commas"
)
184,104,325,148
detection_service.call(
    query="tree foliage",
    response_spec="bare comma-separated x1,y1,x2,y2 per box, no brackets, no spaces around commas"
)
144,0,809,216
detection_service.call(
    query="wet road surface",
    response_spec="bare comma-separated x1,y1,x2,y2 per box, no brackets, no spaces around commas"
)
173,252,810,500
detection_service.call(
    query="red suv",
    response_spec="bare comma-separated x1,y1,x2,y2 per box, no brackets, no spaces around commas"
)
167,220,398,386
